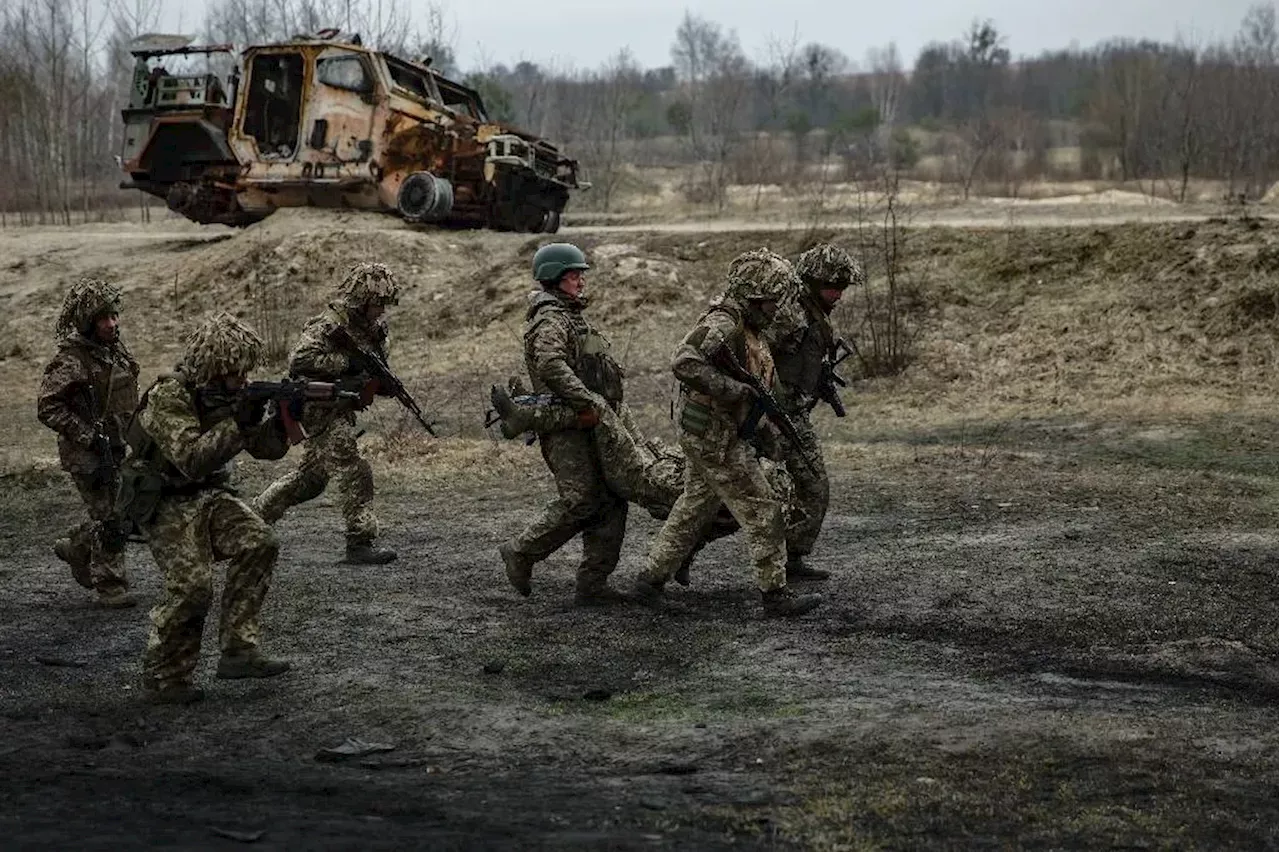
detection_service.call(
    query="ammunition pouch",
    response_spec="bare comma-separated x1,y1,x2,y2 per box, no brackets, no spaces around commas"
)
579,333,624,404
679,399,713,437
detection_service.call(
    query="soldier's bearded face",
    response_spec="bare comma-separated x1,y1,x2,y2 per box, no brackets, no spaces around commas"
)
365,303,386,322
93,313,120,344
222,373,248,391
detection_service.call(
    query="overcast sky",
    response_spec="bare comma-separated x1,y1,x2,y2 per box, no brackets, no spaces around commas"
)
154,0,1263,72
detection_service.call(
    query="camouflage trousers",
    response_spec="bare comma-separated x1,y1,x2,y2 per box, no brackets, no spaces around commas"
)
642,426,787,593
253,415,379,545
142,490,279,689
779,413,829,558
592,405,686,515
64,472,128,595
511,428,628,587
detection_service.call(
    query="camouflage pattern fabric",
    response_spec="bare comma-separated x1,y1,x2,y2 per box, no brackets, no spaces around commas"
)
593,404,685,515
512,429,628,587
252,302,388,543
253,414,378,544
509,288,627,587
54,276,122,339
143,489,278,688
795,243,864,289
522,289,624,408
776,413,827,558
38,282,139,595
643,429,787,592
38,334,139,474
133,314,288,689
771,288,837,558
64,473,129,595
497,396,801,542
642,295,788,592
335,261,400,310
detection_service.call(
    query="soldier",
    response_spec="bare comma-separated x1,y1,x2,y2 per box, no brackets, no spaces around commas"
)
37,277,140,608
253,262,399,565
770,243,863,581
124,311,292,705
633,249,823,618
497,242,629,605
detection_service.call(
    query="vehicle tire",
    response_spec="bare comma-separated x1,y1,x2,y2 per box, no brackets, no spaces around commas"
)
397,172,437,221
540,209,561,234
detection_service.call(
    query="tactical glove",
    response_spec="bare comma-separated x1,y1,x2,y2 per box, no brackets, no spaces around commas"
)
234,395,269,430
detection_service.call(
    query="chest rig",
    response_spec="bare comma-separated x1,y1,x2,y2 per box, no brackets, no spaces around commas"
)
525,291,625,404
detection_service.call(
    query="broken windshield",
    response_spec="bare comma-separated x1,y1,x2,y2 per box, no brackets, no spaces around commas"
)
383,56,441,105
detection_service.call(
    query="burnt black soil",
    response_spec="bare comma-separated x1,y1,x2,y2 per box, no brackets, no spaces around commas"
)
1,409,1275,850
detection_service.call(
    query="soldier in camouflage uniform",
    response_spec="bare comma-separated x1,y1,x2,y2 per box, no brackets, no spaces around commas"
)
771,243,863,581
37,277,140,608
252,263,399,565
633,249,823,618
490,383,797,540
126,312,292,705
498,243,629,606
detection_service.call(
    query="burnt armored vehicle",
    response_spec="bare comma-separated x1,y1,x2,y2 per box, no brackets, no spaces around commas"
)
119,31,586,231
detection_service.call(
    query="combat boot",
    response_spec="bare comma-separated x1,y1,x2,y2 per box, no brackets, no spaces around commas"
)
491,384,583,438
54,538,93,589
574,573,628,607
761,586,823,618
96,588,137,609
145,683,205,706
785,554,830,582
345,540,397,565
499,542,533,597
632,576,667,607
216,650,291,680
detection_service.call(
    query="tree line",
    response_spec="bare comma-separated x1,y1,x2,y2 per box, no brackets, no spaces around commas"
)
1,0,1275,222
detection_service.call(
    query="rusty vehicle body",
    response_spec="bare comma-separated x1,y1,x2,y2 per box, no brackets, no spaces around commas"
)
118,31,586,231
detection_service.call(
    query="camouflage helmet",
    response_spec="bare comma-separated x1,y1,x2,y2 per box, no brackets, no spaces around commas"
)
180,311,264,385
532,243,590,283
55,276,122,337
724,248,799,303
337,262,400,308
796,243,863,290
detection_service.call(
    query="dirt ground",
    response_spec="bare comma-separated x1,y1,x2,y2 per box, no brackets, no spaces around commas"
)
0,203,1275,849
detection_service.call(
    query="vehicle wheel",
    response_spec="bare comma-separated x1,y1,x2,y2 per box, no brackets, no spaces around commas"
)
540,209,561,234
397,172,454,222
397,172,437,221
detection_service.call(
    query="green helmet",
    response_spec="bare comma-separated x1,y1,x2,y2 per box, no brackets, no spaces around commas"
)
724,248,799,303
532,243,590,283
796,243,863,290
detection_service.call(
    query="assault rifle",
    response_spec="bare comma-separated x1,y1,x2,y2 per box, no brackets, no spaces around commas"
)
328,325,438,436
709,344,818,474
203,379,363,444
85,385,118,489
816,337,854,417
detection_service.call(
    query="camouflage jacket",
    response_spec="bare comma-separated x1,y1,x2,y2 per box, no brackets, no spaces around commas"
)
288,303,390,381
130,373,289,490
523,289,624,411
671,299,775,427
771,290,834,415
36,333,140,474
